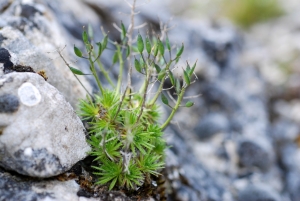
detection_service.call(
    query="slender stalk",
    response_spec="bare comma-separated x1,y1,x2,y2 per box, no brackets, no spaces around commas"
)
126,0,137,91
149,62,172,105
113,86,128,121
116,45,124,94
93,52,115,87
160,87,186,130
89,57,104,95
57,50,93,98
136,64,150,123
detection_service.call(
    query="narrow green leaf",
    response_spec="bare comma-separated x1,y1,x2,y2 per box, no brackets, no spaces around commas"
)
175,78,181,94
186,62,191,72
157,69,166,81
96,42,102,57
109,177,118,190
190,60,197,76
102,35,108,51
126,45,130,58
131,46,138,53
112,51,119,64
183,69,190,85
134,58,142,73
145,37,151,54
153,44,159,57
176,43,184,59
121,22,126,40
166,36,171,51
158,39,165,56
168,70,175,86
74,45,82,57
88,24,93,39
69,67,85,75
185,101,194,107
154,64,161,73
139,57,145,68
82,30,89,44
161,93,169,105
137,34,144,53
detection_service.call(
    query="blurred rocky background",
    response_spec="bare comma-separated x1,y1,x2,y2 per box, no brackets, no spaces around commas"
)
1,0,300,200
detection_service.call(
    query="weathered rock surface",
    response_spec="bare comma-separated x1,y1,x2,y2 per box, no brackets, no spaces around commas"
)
1,0,300,201
0,72,90,178
0,167,99,201
0,0,93,107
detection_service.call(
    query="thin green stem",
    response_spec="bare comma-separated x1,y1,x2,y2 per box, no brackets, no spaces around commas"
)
116,45,124,94
73,74,93,98
89,57,104,95
160,87,186,130
113,86,128,121
149,62,172,105
136,64,150,124
93,52,115,87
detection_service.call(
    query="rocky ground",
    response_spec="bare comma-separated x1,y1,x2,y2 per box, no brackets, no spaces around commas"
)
1,0,300,201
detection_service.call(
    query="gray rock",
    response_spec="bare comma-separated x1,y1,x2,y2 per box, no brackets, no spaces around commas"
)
0,0,93,107
0,72,90,177
0,47,11,63
238,184,281,201
271,119,300,143
286,171,300,201
165,126,232,201
194,112,229,139
0,167,99,201
238,139,273,171
0,94,19,113
280,143,300,172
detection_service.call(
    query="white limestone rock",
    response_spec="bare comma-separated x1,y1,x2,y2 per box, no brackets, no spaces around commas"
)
0,0,94,107
0,72,90,178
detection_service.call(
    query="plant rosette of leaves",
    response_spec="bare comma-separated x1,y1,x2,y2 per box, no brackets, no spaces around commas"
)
62,19,197,191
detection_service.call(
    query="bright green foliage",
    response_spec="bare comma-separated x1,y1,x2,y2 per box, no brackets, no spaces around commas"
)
68,22,197,191
79,89,164,190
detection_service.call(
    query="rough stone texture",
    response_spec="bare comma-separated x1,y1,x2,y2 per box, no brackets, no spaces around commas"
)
238,185,281,201
0,47,11,63
0,72,90,177
1,0,300,200
0,167,99,201
238,140,273,171
165,126,233,201
194,112,229,139
0,94,19,113
0,0,93,107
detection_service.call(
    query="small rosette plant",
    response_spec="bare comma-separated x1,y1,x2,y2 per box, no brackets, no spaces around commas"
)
64,21,196,190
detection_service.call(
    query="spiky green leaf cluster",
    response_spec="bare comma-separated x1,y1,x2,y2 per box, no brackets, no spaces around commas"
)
68,22,197,191
79,90,165,190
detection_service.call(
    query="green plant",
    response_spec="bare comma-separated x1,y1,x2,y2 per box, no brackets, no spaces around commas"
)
61,6,196,191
